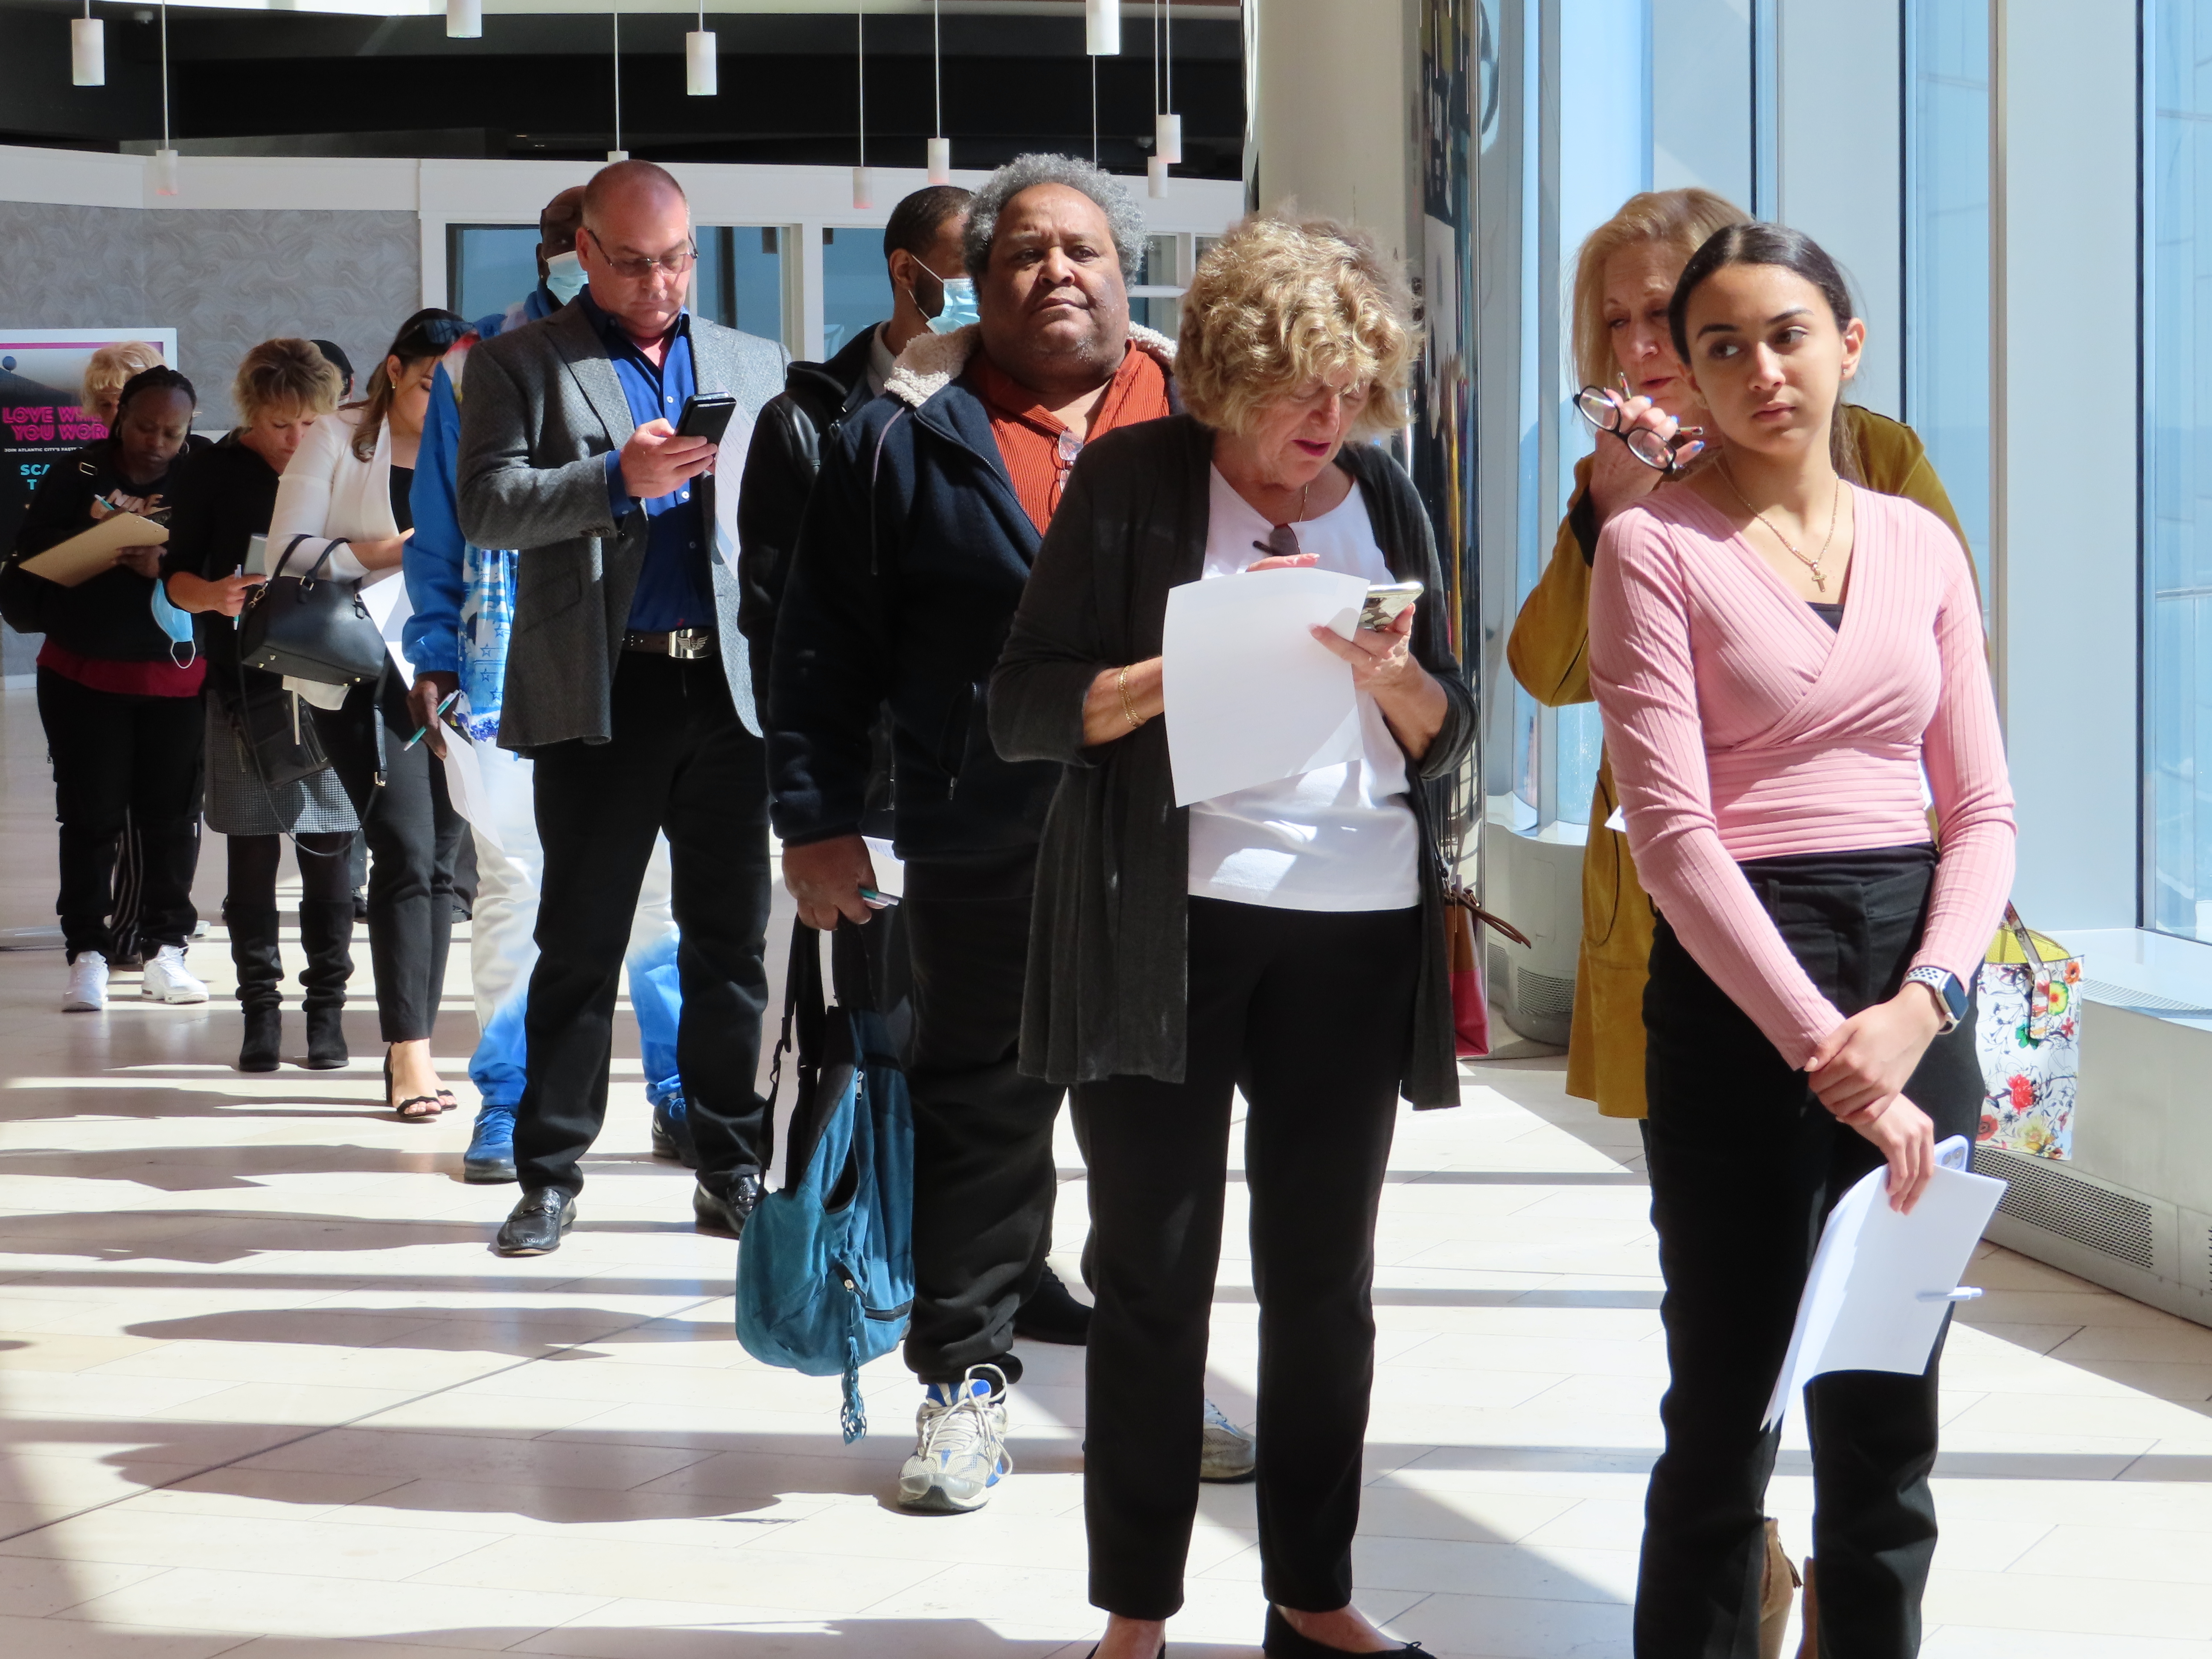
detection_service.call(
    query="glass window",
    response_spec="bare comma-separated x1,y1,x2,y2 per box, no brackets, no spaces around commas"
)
1905,0,1992,614
2147,0,2212,937
694,227,786,344
824,227,893,358
447,224,541,327
1131,233,1185,340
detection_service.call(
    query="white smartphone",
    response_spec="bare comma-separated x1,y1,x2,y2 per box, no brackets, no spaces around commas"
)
1359,579,1424,631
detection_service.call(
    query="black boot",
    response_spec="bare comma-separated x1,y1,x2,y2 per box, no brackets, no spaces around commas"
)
298,899,354,1070
229,905,283,1073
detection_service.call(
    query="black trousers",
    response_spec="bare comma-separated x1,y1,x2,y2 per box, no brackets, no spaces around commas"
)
1074,897,1420,1620
517,652,771,1197
320,673,466,1043
898,851,1065,1385
35,667,203,961
1636,844,1982,1659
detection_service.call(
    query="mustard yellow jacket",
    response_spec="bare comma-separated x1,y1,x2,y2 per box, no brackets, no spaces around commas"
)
1505,406,1969,1117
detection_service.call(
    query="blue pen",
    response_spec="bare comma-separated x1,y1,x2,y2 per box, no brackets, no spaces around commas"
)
403,690,461,751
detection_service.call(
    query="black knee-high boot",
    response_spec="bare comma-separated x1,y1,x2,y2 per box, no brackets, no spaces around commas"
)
298,899,354,1070
230,905,283,1073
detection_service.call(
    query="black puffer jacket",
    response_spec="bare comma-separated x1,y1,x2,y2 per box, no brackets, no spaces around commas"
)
0,435,210,661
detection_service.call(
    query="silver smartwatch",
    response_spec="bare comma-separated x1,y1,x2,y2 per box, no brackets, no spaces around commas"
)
1903,966,1968,1034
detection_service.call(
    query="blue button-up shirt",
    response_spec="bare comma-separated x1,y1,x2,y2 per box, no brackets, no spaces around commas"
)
578,289,713,632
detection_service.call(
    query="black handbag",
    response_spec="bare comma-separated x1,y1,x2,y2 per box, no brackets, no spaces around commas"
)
213,664,334,788
236,534,387,687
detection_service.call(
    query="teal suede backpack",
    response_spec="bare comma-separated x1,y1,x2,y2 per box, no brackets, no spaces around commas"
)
735,920,915,1441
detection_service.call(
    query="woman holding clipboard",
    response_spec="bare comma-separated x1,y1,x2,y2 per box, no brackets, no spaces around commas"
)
0,365,211,1015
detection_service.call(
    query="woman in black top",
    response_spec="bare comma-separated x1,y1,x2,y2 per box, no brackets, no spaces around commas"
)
165,338,354,1072
1,367,212,1014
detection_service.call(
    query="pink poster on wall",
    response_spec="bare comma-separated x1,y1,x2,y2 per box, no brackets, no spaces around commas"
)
1,327,180,552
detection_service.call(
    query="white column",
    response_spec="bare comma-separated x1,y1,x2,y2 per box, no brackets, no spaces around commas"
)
1250,0,1419,262
1992,0,2139,928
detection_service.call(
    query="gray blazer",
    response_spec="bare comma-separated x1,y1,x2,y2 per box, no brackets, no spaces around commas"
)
455,302,788,751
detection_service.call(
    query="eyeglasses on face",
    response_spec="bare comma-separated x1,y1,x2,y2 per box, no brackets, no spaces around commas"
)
1575,384,1697,473
582,228,699,280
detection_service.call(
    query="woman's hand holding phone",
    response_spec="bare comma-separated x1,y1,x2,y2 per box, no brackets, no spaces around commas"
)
1839,1092,1937,1214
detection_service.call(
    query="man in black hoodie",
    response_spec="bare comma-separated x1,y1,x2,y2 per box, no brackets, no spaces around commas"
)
735,183,971,718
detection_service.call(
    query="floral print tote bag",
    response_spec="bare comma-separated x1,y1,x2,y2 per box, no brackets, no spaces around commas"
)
1975,905,2082,1160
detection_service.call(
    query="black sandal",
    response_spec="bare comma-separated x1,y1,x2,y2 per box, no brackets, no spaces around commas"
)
387,1051,441,1121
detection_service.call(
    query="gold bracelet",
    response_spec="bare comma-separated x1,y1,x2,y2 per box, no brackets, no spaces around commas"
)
1117,665,1143,730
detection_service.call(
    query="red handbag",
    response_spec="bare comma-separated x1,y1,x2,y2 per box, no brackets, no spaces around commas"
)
1445,882,1529,1059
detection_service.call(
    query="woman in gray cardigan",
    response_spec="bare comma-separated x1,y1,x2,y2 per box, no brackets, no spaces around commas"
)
990,216,1472,1659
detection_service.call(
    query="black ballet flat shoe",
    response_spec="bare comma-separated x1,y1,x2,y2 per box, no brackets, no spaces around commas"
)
1263,1605,1426,1656
1083,1645,1164,1659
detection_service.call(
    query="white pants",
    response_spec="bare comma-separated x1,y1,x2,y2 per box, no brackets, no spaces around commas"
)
469,740,683,1108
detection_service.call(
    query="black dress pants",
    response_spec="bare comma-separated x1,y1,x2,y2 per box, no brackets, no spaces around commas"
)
36,667,203,961
898,850,1065,1385
516,652,771,1198
1074,897,1420,1620
320,673,466,1042
1636,844,1982,1659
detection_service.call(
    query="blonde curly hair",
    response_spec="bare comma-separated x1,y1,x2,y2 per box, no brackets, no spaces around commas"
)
1175,213,1415,440
231,337,342,427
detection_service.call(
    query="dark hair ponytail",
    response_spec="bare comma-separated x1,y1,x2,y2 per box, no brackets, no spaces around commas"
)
1668,221,1863,481
114,364,198,419
351,307,471,461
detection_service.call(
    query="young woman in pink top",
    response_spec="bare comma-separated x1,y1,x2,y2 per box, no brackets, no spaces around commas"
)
1588,223,2014,1659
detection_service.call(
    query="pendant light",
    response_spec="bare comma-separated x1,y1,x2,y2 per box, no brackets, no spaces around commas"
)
1086,0,1119,55
1155,0,1180,164
852,9,872,210
151,0,177,195
1147,0,1171,193
71,0,104,85
926,0,949,183
607,3,627,160
445,0,480,41
686,0,715,97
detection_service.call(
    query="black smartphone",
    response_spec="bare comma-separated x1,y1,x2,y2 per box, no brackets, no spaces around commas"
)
675,392,738,444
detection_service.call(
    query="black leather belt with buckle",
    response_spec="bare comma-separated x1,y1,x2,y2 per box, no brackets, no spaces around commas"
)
622,628,717,660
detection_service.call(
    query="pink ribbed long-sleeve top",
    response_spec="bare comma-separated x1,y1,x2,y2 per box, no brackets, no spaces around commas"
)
1587,483,2015,1071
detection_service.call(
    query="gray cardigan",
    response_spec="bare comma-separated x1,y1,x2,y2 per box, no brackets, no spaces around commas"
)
988,416,1477,1109
454,303,788,750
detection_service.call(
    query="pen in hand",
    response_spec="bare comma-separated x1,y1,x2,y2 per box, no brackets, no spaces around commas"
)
403,690,461,751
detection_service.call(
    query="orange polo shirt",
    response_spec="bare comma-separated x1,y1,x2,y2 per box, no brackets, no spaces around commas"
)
966,345,1173,535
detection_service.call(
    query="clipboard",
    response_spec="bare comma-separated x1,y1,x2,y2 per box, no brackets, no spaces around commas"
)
17,513,169,588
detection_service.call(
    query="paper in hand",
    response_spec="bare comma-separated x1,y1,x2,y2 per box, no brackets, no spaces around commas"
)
358,570,416,688
1161,567,1370,807
19,513,169,588
1763,1135,2005,1427
437,726,504,853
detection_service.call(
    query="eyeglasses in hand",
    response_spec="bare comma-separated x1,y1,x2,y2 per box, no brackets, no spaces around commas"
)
1575,384,1702,473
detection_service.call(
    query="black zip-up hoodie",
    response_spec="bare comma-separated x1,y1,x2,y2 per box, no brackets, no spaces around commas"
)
0,435,210,661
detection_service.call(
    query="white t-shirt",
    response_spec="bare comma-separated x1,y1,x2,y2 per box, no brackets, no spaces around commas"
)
1185,466,1422,912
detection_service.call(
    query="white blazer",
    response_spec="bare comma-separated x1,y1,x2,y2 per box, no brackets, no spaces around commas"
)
267,404,400,584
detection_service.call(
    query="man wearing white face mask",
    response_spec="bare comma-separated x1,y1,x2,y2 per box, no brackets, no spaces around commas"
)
403,182,694,1187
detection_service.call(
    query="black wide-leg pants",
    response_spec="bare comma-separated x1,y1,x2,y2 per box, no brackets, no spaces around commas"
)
1635,844,1983,1659
1074,896,1420,1621
515,652,771,1198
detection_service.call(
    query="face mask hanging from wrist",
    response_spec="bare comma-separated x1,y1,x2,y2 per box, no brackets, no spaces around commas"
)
543,250,588,304
148,577,197,669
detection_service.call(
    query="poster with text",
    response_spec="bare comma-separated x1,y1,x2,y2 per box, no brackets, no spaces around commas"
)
0,328,180,554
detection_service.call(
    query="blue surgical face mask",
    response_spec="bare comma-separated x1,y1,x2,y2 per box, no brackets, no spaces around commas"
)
914,259,981,336
148,576,197,667
543,250,587,304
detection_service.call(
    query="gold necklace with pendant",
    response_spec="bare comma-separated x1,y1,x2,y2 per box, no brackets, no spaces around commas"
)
1717,459,1842,594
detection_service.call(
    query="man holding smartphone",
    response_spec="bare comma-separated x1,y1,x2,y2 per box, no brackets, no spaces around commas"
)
456,159,788,1256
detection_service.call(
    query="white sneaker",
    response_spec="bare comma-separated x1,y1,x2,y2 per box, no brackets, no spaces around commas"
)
896,1364,1013,1513
1200,1395,1258,1482
62,952,109,1012
140,944,209,1004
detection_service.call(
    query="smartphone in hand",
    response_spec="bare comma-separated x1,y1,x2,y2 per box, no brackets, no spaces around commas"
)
675,393,739,445
1359,580,1424,631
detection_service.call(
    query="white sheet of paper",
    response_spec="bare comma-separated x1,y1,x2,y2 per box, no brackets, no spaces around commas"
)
358,568,416,687
1763,1137,2006,1427
438,728,504,853
862,835,905,899
1162,568,1369,807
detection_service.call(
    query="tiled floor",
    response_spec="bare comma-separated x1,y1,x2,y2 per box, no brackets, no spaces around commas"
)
3,683,2212,1658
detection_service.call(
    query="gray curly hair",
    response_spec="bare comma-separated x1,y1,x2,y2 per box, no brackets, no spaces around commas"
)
961,152,1147,282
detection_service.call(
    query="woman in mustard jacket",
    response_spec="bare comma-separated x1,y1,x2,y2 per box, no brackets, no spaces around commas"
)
1508,188,1970,1122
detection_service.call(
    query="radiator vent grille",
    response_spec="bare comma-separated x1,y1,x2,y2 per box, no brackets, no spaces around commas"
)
1987,1151,2156,1270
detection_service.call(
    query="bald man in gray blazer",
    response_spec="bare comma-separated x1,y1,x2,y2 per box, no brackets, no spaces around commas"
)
457,159,789,1255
